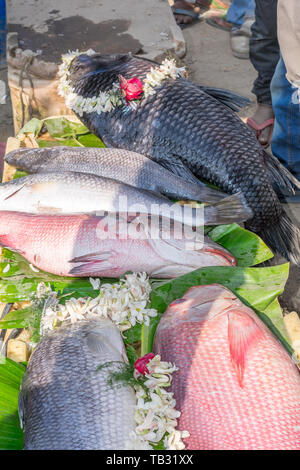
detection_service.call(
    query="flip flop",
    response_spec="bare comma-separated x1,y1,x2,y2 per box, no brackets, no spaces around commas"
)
172,8,202,29
206,15,232,31
246,117,275,148
211,0,229,10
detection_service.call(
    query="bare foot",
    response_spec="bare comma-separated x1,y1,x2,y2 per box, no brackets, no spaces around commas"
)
247,104,274,147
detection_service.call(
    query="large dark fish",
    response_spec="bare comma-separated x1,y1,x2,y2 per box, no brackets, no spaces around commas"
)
19,319,136,449
65,52,300,263
5,147,227,203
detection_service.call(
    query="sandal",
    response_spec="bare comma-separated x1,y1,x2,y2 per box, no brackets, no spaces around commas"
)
172,7,202,29
246,117,275,148
206,15,232,31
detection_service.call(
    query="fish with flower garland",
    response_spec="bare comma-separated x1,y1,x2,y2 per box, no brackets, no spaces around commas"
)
59,50,300,265
19,276,188,450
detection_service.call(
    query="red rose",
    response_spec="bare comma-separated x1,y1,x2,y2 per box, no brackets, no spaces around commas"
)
134,353,155,376
119,75,143,102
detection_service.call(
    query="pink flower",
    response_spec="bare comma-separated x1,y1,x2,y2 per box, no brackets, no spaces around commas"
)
119,75,143,102
135,353,155,376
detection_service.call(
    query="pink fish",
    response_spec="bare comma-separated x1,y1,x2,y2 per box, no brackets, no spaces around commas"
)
153,284,300,450
0,212,236,278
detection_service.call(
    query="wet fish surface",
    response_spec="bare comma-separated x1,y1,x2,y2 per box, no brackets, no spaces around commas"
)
0,171,251,226
19,319,136,450
65,52,300,263
5,146,227,203
0,212,236,277
153,284,300,450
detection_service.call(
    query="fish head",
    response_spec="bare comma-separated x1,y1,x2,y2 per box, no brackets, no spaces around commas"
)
202,237,237,266
5,148,56,173
86,318,129,364
69,53,132,91
160,284,237,327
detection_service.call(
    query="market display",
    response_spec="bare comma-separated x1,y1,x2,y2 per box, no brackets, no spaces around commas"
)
0,51,299,451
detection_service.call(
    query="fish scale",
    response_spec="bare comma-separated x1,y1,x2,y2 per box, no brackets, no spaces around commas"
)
19,320,136,450
67,53,300,263
153,285,300,450
0,211,237,278
5,147,228,203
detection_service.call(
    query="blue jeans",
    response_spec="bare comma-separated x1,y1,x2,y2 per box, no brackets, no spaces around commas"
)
271,57,300,180
226,0,255,27
0,0,6,62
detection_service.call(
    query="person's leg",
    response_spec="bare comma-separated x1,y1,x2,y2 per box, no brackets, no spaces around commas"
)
226,0,255,27
271,57,300,181
248,0,279,146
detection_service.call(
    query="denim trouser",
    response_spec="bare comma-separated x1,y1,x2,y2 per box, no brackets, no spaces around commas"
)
0,0,6,61
249,0,279,105
271,57,300,180
226,0,255,26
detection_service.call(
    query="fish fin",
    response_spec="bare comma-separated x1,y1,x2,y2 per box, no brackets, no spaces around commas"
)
203,193,253,225
69,251,113,263
263,150,300,195
256,210,300,265
69,261,114,276
228,310,264,387
198,86,251,112
3,184,26,200
68,251,114,275
157,156,204,185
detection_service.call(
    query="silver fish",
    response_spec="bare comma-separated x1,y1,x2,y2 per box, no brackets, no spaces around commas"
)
5,146,227,203
18,319,136,450
0,171,252,226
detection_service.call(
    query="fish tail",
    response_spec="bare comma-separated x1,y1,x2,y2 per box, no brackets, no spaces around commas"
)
257,210,300,265
202,192,253,226
263,150,300,195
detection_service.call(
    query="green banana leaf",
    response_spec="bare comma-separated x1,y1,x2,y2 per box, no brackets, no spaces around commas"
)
0,358,25,450
18,116,105,148
141,263,292,356
208,223,273,266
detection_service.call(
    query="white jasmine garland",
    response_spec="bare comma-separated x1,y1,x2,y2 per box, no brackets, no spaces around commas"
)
39,272,157,335
58,49,186,115
143,58,187,98
127,354,190,450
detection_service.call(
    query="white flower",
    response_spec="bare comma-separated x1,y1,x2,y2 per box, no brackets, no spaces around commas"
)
39,272,157,335
58,51,187,115
128,354,189,450
143,58,187,99
89,277,100,290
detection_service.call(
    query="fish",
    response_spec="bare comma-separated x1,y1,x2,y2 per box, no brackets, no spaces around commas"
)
18,319,136,449
5,146,228,203
65,52,300,263
0,211,236,277
153,284,300,450
0,171,252,226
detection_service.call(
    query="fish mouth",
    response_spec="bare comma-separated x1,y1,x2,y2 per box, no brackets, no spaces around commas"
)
203,247,237,266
